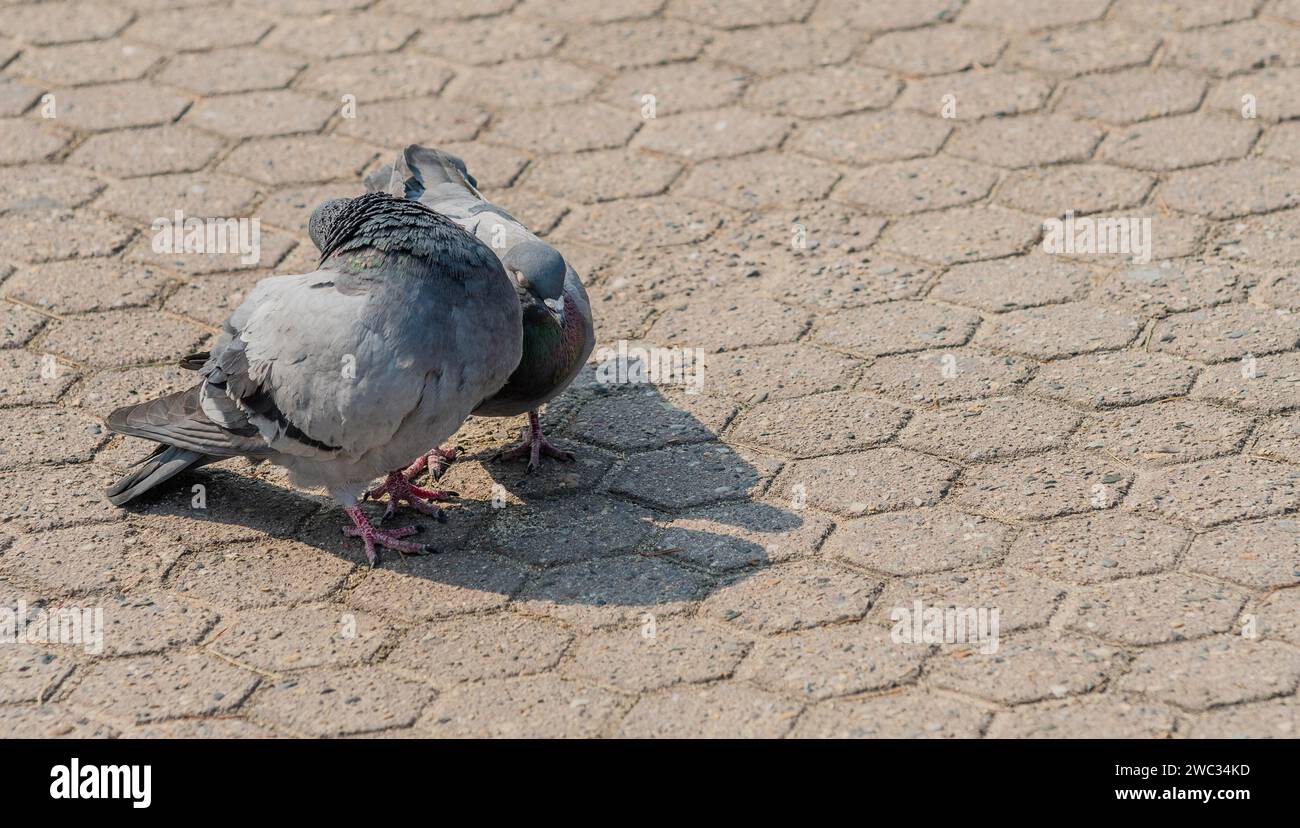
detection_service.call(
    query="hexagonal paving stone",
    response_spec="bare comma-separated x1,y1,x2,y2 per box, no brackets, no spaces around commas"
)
737,622,926,701
835,158,998,215
555,196,725,249
896,71,1054,120
649,498,832,573
1253,413,1300,463
250,667,432,737
607,443,781,510
1191,351,1300,414
1126,455,1300,528
0,646,73,704
489,102,640,154
159,47,307,95
1095,260,1247,318
1080,400,1254,468
619,683,801,738
1204,66,1300,122
811,0,963,29
335,96,488,146
66,125,225,178
1183,517,1300,589
931,254,1095,312
1209,209,1300,267
40,309,209,370
0,164,103,213
1151,304,1299,363
1028,351,1199,409
0,303,45,349
975,302,1141,359
812,301,980,358
0,703,118,739
1165,20,1300,77
702,560,880,634
860,25,1006,75
602,61,746,116
0,351,77,408
96,592,220,657
704,343,863,403
1098,115,1261,171
566,621,749,692
946,114,1102,169
646,292,811,353
706,23,856,72
219,136,377,185
2,2,133,46
388,613,572,688
790,110,952,166
928,630,1117,705
212,605,387,672
953,451,1132,520
879,206,1041,265
987,696,1178,739
1006,512,1190,585
172,540,354,610
263,13,417,57
0,208,134,265
632,107,790,160
1191,697,1298,739
346,550,529,622
5,260,167,315
792,690,988,738
1160,159,1300,219
67,653,260,724
900,396,1081,463
1253,271,1300,311
823,508,1010,577
773,447,959,517
562,19,709,69
186,90,336,139
513,554,711,630
1259,588,1300,646
997,165,1155,216
412,16,563,65
860,349,1034,405
445,58,601,108
744,65,898,118
95,173,260,225
1005,23,1160,76
726,391,909,459
488,496,657,567
677,152,840,211
567,387,733,452
1056,68,1207,124
51,82,190,132
0,119,70,166
959,0,1111,26
872,568,1064,635
305,56,452,104
419,674,628,738
1062,573,1247,645
525,148,682,203
0,407,105,470
1112,0,1261,29
125,7,272,50
1119,637,1300,711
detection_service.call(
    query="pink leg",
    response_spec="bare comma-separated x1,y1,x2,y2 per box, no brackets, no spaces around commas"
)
494,410,575,472
342,505,435,567
364,470,457,521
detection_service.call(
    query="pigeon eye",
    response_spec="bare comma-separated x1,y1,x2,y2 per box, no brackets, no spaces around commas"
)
513,269,530,288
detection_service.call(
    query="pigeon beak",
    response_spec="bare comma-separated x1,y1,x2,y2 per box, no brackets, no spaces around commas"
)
543,297,565,325
512,269,530,290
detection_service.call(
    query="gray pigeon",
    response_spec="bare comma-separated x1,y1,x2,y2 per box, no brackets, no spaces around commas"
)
364,145,595,475
104,192,522,565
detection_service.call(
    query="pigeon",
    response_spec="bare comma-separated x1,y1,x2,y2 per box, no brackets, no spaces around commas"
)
104,192,522,565
363,145,596,476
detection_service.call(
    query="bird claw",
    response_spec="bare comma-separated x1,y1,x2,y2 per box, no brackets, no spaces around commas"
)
494,413,575,472
401,445,460,482
365,470,457,518
343,506,437,567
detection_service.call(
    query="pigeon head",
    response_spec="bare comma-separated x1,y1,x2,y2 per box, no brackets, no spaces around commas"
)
503,241,567,323
308,197,353,253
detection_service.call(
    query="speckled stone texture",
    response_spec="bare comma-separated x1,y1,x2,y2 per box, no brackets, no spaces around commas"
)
0,0,1297,739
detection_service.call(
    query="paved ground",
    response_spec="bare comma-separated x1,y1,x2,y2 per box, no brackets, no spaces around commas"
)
2,0,1300,738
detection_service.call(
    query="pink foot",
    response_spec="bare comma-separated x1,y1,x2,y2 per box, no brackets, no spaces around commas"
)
494,411,574,472
401,445,459,482
364,471,457,522
343,505,435,567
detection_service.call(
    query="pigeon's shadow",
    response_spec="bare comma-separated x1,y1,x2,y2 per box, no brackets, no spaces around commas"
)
116,368,810,618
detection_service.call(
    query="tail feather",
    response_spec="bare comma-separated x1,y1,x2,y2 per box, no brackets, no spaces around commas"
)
105,445,212,506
